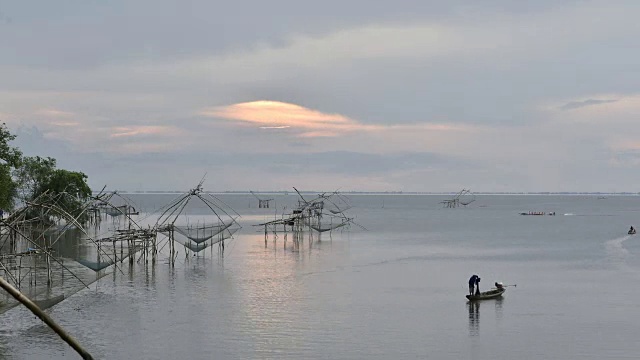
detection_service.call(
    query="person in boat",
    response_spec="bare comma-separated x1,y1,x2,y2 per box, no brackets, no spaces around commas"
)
469,274,480,296
495,282,504,290
630,226,636,234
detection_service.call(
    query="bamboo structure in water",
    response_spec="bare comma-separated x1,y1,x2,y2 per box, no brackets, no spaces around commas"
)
255,188,364,249
154,182,241,264
0,276,94,359
440,189,476,208
0,183,242,356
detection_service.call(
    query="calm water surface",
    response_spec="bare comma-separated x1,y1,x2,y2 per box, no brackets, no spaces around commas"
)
2,194,640,359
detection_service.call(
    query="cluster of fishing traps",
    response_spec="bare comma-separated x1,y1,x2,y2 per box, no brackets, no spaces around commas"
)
440,189,476,208
0,182,241,315
255,188,364,247
0,183,361,315
155,184,240,258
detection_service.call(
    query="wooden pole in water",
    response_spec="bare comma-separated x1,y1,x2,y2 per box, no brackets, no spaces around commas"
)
152,232,157,264
129,222,134,267
18,256,22,289
170,227,175,267
0,276,94,360
46,235,52,286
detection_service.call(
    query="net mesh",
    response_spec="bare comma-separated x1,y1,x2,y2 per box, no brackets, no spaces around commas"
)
171,221,233,244
175,228,239,253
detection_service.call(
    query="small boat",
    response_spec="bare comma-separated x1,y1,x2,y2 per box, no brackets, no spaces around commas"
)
629,229,637,235
466,288,505,301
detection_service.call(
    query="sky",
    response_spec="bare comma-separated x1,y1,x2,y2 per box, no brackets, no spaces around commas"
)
1,0,639,192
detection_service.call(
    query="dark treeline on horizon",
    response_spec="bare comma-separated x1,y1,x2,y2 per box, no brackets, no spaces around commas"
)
91,190,640,196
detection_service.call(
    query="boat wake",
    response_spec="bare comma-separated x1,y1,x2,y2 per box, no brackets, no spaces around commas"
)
604,235,634,274
563,213,614,216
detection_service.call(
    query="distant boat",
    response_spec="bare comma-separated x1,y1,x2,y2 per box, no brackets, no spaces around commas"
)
520,211,546,216
629,229,637,235
466,288,506,301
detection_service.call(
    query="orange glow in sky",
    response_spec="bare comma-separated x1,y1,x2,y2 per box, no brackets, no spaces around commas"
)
201,100,477,138
201,100,363,136
110,125,176,138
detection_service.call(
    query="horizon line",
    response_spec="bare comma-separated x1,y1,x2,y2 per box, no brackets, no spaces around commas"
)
90,190,640,196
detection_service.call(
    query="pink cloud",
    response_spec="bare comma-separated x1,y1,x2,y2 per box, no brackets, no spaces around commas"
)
34,109,75,118
51,121,80,127
609,140,640,152
200,100,481,140
200,100,363,137
260,125,291,129
299,130,341,138
110,125,178,138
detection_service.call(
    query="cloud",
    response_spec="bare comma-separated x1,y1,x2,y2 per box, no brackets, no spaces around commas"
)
559,99,618,111
50,121,80,127
31,109,79,126
201,100,374,137
109,125,179,138
1,1,580,71
608,139,640,153
34,108,75,118
548,95,640,126
260,125,291,129
610,149,640,166
201,100,481,138
4,1,640,192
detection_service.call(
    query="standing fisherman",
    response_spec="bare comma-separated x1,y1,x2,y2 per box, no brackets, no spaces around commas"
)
468,274,480,296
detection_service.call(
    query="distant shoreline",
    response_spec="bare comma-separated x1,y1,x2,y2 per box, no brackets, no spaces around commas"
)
91,190,639,196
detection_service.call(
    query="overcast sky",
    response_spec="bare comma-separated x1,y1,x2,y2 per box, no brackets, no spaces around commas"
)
1,0,639,192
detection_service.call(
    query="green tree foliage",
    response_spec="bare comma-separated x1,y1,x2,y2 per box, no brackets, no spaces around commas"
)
0,122,22,210
15,156,92,221
0,164,15,211
35,169,92,220
0,122,22,167
13,156,57,201
1,123,91,221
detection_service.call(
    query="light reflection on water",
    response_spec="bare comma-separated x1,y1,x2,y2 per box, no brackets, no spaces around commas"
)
2,195,640,359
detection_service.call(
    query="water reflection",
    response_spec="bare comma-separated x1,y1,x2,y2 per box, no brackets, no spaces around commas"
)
231,231,350,357
495,297,503,322
467,301,480,336
468,298,505,336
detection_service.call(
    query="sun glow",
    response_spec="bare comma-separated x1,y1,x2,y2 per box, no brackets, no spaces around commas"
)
201,100,364,137
201,100,479,139
110,125,177,138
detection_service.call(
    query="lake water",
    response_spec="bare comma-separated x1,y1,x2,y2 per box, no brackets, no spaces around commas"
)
1,194,640,359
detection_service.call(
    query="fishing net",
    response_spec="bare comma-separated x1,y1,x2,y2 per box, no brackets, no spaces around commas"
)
0,255,108,314
175,228,239,253
171,221,233,244
310,222,348,233
104,208,125,217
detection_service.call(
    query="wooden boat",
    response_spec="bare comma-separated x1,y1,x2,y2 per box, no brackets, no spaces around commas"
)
466,288,505,301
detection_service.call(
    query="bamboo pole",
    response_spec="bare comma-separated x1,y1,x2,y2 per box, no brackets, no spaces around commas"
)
46,235,52,286
0,276,94,359
152,232,156,264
